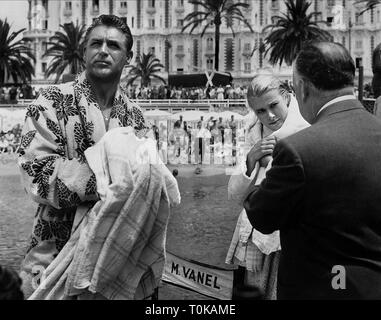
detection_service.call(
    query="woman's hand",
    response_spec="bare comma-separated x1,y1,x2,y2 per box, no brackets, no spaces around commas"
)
246,136,277,176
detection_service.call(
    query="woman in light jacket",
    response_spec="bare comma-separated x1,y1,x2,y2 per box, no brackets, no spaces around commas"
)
226,74,309,300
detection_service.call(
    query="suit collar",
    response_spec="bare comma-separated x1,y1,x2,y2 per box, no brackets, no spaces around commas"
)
313,99,364,124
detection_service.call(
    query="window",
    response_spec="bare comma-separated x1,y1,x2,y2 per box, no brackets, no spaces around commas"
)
92,0,99,11
244,62,251,73
259,0,264,25
148,0,155,8
136,40,141,57
244,43,251,52
120,1,127,9
327,0,335,6
42,41,48,53
42,62,47,73
207,58,213,70
132,17,134,28
177,19,183,28
42,19,48,30
148,18,155,29
207,38,213,50
377,10,380,23
271,0,279,9
42,0,48,10
355,12,364,24
355,40,363,49
177,45,184,52
271,16,279,24
65,1,72,10
177,0,184,6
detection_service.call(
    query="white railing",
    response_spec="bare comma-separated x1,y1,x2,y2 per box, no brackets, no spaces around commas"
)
0,99,248,111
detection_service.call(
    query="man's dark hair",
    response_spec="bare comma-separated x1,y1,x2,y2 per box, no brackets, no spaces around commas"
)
295,41,355,91
84,14,133,53
0,266,24,300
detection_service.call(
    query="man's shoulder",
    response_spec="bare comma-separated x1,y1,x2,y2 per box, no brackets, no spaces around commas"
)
279,125,325,155
36,82,75,100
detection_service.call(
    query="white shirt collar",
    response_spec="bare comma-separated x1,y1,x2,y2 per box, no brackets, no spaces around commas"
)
316,95,357,117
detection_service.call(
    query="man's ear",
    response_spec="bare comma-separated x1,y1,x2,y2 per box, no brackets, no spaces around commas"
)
126,51,133,65
300,78,311,104
83,46,87,62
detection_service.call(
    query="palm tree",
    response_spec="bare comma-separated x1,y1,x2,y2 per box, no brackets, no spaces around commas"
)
0,19,35,86
44,22,86,83
125,52,166,87
181,0,254,71
354,0,381,15
263,0,332,66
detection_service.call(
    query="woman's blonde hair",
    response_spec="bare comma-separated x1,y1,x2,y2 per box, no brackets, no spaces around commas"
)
247,74,291,108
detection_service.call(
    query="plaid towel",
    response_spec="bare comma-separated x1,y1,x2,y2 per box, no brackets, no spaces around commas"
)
29,127,180,300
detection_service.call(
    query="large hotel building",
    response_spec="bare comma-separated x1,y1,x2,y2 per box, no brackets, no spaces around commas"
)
23,0,381,85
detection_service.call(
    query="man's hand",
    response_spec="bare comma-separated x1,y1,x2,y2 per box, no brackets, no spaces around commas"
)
246,136,277,176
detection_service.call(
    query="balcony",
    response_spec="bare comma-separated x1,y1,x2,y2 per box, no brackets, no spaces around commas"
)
205,46,214,54
175,6,184,14
91,6,99,15
23,29,53,40
63,8,72,16
175,47,185,57
118,7,127,15
146,6,156,14
242,48,252,58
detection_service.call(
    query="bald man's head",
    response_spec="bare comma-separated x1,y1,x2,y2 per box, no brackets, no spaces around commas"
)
294,41,355,91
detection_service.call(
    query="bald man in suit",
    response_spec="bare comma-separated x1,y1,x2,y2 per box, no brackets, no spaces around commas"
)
244,42,381,300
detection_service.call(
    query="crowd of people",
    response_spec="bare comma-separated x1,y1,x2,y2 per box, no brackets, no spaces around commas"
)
0,85,36,104
128,84,248,100
158,114,241,166
3,14,381,302
0,126,22,154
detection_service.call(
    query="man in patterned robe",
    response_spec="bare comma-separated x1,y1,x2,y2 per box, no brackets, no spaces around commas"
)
18,15,147,297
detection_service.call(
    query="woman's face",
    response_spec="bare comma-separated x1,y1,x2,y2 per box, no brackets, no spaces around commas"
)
248,89,288,131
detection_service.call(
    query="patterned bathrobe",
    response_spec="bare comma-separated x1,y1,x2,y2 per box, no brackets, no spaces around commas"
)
18,72,147,297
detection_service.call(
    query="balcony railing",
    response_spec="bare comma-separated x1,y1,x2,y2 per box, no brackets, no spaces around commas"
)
146,6,156,14
3,99,248,111
175,6,185,14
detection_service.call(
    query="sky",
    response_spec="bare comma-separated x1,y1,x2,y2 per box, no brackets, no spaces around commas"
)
0,0,29,31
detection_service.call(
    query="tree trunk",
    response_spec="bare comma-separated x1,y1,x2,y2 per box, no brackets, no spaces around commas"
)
214,24,221,71
215,22,220,71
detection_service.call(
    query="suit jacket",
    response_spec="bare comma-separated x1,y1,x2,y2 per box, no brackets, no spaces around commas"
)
244,99,381,299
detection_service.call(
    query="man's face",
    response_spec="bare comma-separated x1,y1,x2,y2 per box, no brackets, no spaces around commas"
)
84,25,131,80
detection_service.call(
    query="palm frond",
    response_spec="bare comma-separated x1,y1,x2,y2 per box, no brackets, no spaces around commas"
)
0,18,35,85
263,0,332,66
124,52,166,87
43,22,86,82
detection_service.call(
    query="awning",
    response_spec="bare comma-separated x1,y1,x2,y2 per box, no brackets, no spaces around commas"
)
168,71,233,88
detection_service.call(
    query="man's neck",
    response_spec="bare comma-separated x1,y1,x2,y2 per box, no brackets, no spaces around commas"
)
312,87,355,116
86,72,120,110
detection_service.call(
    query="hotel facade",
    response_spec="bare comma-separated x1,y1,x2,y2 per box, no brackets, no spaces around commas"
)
23,0,381,86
